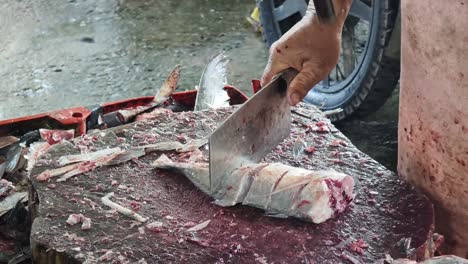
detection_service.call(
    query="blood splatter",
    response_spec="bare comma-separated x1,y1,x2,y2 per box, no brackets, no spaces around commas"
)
305,147,316,154
348,239,368,254
430,130,441,143
456,158,466,167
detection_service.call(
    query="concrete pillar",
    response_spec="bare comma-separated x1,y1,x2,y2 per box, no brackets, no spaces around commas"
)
399,0,468,256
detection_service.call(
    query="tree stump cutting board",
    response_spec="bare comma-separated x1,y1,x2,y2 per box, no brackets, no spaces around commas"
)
29,104,435,263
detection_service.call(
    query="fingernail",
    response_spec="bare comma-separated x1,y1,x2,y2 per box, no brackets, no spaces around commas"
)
290,93,301,105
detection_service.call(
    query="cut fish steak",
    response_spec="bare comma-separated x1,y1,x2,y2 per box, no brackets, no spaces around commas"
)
153,155,354,224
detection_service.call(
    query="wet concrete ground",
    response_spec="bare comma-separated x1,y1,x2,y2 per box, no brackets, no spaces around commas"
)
0,0,267,119
0,0,399,170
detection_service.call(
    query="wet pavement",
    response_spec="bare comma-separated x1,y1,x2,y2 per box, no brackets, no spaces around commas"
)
0,0,267,119
0,0,399,170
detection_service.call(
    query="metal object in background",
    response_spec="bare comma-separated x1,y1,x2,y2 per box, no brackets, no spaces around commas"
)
312,0,336,23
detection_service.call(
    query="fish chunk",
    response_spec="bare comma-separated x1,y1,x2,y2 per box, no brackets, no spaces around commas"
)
152,156,354,224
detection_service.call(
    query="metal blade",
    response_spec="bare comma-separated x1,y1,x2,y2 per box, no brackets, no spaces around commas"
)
209,69,297,195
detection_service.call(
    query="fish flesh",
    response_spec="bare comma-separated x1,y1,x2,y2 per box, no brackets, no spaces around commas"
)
39,129,75,145
0,179,14,199
194,53,230,111
25,141,52,173
135,108,173,122
152,155,354,224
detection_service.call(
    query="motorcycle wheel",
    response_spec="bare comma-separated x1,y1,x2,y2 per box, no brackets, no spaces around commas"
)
259,0,400,121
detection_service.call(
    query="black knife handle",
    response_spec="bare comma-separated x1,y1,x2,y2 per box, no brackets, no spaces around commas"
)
312,0,336,24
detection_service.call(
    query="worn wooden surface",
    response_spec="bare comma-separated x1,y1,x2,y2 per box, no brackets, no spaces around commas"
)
29,104,434,263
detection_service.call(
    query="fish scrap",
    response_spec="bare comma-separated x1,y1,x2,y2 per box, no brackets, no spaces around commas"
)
36,155,109,182
101,192,147,222
33,137,207,182
186,220,211,232
146,221,164,232
57,148,122,166
66,213,92,230
153,155,354,224
39,129,75,145
114,65,181,124
34,147,147,182
26,141,52,172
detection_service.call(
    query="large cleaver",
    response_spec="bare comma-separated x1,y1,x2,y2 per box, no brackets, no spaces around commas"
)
209,69,297,194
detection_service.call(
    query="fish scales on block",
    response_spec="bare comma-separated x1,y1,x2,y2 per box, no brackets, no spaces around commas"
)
29,104,435,264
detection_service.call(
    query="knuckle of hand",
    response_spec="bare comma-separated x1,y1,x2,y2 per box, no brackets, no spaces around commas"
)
269,43,276,52
301,71,318,84
269,42,280,54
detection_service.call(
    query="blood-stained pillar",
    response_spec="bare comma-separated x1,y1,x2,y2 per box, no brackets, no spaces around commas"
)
399,0,468,256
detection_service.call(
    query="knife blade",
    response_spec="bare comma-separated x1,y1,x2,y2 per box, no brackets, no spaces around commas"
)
209,69,297,195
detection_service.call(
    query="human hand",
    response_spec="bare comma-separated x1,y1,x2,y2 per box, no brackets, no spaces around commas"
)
261,0,352,106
